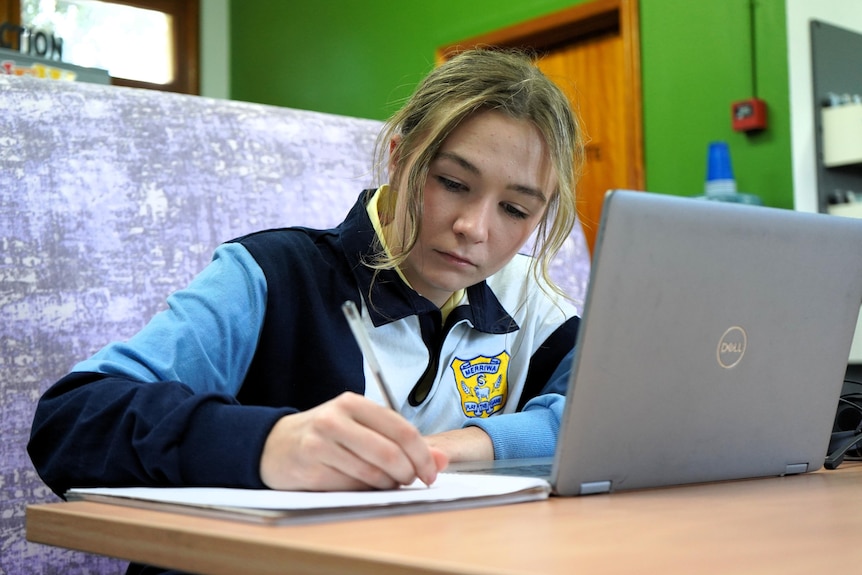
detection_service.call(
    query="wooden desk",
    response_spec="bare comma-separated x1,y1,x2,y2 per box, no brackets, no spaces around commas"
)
27,464,862,575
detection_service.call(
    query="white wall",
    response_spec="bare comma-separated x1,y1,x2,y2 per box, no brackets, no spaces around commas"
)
786,0,862,212
200,0,230,100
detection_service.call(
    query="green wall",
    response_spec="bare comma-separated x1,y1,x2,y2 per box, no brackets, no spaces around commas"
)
229,0,584,118
231,0,793,209
640,0,791,207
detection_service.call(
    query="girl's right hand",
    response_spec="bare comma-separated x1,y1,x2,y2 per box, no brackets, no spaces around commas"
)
259,391,448,491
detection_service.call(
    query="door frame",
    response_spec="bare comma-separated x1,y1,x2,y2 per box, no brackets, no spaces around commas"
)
436,0,644,193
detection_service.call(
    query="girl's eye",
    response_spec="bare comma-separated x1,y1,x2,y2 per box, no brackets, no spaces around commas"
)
503,204,529,220
436,176,467,193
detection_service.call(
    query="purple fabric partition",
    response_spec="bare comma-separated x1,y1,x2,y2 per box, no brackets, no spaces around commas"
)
0,75,589,574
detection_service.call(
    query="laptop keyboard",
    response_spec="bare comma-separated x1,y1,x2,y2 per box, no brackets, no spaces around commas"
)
454,462,552,478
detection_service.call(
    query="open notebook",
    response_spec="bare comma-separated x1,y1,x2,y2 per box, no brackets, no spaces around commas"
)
65,473,549,525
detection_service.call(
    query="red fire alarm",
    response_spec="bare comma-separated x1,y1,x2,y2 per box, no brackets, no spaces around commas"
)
732,98,768,132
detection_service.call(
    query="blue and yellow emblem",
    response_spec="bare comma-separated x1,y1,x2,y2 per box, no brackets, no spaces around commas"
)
451,351,510,417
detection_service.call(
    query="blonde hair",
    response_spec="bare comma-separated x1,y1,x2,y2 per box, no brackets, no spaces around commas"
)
372,48,584,297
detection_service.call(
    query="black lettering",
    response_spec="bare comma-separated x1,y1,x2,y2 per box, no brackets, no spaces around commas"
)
0,23,62,59
51,34,62,61
33,31,48,57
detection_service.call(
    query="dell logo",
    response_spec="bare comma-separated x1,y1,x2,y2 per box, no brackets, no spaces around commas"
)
720,342,744,354
717,326,747,369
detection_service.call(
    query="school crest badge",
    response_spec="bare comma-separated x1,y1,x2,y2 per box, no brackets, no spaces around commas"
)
451,351,510,417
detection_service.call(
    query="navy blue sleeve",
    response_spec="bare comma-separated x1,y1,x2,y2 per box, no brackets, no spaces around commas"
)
517,316,579,410
28,371,296,497
539,346,576,396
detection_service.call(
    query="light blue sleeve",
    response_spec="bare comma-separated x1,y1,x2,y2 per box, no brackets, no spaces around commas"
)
72,243,267,396
464,346,574,459
465,394,566,459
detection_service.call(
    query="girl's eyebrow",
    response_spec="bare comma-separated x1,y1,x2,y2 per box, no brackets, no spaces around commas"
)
435,151,548,204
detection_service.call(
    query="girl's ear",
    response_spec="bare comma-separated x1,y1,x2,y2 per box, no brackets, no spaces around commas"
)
388,135,402,173
389,135,401,155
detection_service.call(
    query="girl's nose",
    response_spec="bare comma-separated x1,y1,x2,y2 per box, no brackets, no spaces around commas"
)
452,203,491,243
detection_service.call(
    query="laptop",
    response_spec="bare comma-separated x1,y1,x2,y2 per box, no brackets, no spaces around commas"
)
450,190,862,496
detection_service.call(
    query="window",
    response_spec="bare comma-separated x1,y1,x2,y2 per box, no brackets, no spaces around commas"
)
2,0,199,94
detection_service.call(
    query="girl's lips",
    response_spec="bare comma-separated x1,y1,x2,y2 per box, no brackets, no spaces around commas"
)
437,250,475,267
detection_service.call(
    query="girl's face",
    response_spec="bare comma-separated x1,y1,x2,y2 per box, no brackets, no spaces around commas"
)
392,109,556,308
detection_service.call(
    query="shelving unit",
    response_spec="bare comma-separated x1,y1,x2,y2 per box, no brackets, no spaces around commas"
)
811,21,862,365
811,21,862,213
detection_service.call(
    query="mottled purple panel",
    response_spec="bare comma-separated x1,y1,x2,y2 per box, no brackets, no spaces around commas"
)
0,74,589,574
0,75,382,575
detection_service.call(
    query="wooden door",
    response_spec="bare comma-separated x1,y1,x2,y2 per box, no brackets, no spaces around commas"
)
437,0,644,256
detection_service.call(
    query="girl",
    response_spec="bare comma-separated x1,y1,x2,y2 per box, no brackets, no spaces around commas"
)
29,49,584,499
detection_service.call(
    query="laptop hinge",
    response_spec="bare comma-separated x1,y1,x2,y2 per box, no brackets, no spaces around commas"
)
579,480,612,495
783,463,808,476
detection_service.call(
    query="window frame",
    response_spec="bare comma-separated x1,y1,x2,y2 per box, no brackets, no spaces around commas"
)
1,0,199,94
